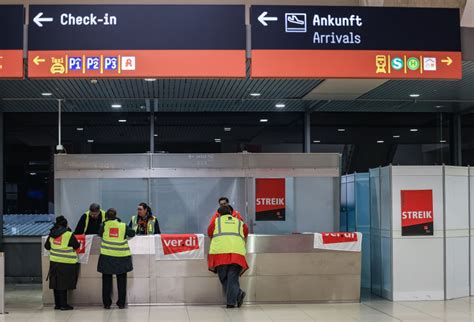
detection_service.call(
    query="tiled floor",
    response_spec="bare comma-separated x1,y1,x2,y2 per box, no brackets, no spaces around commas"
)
4,284,474,321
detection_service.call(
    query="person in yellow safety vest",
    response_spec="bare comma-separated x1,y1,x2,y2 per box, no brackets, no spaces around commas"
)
128,202,161,235
74,203,106,235
44,215,80,311
97,208,135,309
208,205,249,309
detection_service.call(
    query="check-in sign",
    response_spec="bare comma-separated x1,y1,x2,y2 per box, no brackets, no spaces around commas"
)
28,5,246,78
251,6,461,79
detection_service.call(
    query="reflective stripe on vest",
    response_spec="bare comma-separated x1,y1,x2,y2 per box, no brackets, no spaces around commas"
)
84,209,106,234
209,214,246,256
100,220,131,257
49,231,78,264
131,215,156,234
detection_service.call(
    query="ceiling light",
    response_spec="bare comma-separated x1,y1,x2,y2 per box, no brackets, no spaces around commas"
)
435,105,443,109
224,127,231,132
337,128,345,132
377,140,384,143
215,138,222,143
140,105,145,109
260,119,268,123
144,78,157,82
118,119,127,123
41,92,52,96
250,93,261,97
154,134,158,137
111,104,122,109
409,94,420,98
393,135,400,138
313,140,321,143
275,103,286,108
29,172,37,176
90,79,98,84
76,127,84,131
410,128,419,132
440,140,447,143
87,139,94,143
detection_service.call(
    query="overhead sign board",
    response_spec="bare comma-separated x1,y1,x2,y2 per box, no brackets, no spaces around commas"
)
251,6,462,79
28,5,246,78
0,5,24,79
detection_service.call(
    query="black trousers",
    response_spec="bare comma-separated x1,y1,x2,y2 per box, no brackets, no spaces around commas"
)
53,289,68,308
102,273,127,307
216,264,242,306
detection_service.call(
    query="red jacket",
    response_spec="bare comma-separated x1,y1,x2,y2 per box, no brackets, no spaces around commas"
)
207,210,249,274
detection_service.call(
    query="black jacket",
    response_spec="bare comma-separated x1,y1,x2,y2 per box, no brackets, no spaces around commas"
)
97,219,136,275
74,213,104,235
44,225,80,290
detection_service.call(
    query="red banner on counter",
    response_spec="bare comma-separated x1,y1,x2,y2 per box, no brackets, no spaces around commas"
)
321,232,358,244
255,178,286,221
314,232,362,252
401,190,434,236
156,234,204,260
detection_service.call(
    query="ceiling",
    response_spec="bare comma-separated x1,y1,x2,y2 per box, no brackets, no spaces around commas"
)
1,60,473,113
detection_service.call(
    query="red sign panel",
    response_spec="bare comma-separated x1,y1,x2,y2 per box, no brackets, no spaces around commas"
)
401,190,434,236
28,50,245,78
160,234,200,255
251,50,462,79
256,178,286,221
322,232,358,244
0,50,23,79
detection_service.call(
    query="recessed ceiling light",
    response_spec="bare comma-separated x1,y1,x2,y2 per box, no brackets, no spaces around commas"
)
29,172,37,176
154,134,158,137
41,92,52,96
140,105,145,109
393,135,400,138
313,140,321,143
224,127,231,132
337,128,346,132
90,79,98,84
377,140,384,143
118,119,127,123
409,94,420,98
275,103,286,108
250,93,261,97
111,104,122,109
260,119,268,123
76,127,84,131
440,140,447,143
144,78,157,82
215,138,222,143
410,128,419,132
87,139,94,143
435,105,443,109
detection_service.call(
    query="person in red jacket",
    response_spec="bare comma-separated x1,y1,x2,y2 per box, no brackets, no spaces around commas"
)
212,197,242,221
208,205,249,308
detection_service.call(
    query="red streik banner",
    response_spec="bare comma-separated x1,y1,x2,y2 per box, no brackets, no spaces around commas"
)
322,232,358,244
256,178,285,221
156,234,204,260
401,190,434,236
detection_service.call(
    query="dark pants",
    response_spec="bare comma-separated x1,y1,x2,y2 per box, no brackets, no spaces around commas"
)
53,289,68,308
216,264,242,306
102,273,127,307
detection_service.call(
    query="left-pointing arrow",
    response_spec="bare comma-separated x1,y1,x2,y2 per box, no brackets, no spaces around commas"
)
33,56,46,65
258,11,278,26
33,12,53,27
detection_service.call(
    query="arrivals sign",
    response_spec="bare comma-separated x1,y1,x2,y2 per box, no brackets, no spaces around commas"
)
156,234,205,260
401,190,434,236
0,6,24,78
28,5,246,78
251,6,462,79
255,178,286,221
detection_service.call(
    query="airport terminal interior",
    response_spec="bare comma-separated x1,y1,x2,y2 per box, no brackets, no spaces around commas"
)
0,0,474,321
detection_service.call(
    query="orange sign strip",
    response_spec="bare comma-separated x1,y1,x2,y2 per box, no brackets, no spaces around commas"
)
0,50,24,79
28,50,246,78
251,50,462,79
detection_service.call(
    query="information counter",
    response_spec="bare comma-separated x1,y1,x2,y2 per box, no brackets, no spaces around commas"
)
41,234,361,305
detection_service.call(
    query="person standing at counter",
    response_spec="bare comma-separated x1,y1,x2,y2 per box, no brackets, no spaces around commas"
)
129,202,161,235
98,208,135,309
208,205,249,309
217,197,242,219
44,216,80,311
74,203,106,235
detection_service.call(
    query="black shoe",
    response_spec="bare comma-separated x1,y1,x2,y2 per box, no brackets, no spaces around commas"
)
118,305,126,309
54,306,61,310
226,304,235,309
104,305,111,310
60,305,74,311
237,291,246,308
